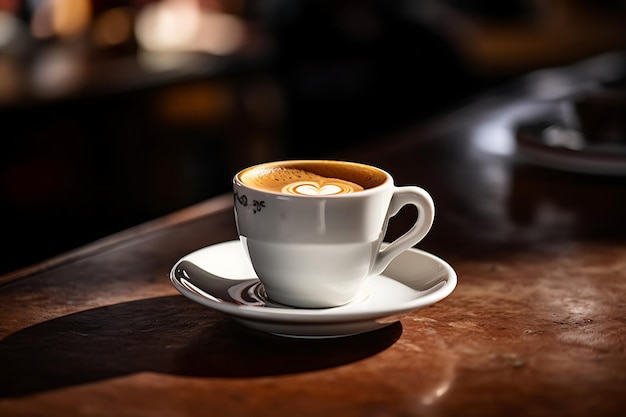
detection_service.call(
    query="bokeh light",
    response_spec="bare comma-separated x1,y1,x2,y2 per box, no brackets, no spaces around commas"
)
135,0,246,55
0,11,20,48
31,0,92,39
92,7,134,47
135,0,202,52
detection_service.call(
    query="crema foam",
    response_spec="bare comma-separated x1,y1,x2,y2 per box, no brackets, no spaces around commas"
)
238,161,387,196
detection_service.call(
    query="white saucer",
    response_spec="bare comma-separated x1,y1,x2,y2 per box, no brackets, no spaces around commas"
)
170,240,457,338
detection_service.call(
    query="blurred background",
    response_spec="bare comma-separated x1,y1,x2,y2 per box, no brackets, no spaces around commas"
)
1,0,625,274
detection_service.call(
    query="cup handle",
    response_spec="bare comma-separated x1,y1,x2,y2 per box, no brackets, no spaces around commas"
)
371,186,435,276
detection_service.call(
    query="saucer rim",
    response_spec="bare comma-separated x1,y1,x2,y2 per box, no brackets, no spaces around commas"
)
169,240,457,324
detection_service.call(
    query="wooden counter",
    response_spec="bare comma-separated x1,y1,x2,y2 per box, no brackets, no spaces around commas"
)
1,59,625,417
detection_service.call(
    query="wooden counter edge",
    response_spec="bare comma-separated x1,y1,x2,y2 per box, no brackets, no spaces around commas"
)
0,193,234,288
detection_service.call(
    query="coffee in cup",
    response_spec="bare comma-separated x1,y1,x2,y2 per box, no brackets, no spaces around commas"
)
237,160,389,195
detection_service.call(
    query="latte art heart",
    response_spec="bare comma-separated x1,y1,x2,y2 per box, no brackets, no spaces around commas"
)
282,181,360,195
295,183,343,195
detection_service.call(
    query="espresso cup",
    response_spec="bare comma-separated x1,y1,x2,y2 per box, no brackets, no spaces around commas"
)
233,160,435,308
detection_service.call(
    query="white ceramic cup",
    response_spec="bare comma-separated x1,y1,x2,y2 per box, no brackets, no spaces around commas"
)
233,160,435,308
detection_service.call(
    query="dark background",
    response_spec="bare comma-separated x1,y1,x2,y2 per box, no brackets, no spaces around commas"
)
1,0,625,274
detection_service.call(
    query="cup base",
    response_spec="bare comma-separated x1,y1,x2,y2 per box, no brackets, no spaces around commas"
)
261,279,375,309
264,289,355,309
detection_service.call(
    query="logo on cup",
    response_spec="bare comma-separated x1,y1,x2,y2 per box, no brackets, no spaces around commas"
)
234,191,266,214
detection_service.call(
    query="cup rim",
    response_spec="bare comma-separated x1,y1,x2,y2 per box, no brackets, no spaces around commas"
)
233,159,393,198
